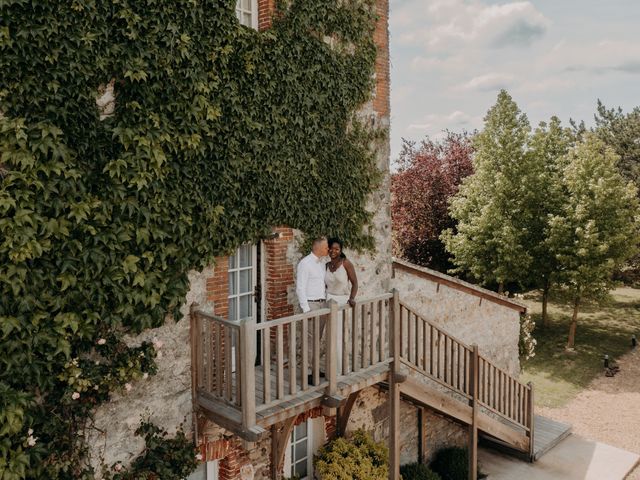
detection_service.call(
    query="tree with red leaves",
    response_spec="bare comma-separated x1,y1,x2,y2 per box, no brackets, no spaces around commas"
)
391,132,474,272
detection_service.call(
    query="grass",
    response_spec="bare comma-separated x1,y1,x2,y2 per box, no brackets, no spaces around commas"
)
520,286,640,408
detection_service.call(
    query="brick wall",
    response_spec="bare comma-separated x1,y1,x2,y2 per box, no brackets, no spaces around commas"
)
264,227,295,320
207,256,229,318
258,0,276,31
373,0,390,118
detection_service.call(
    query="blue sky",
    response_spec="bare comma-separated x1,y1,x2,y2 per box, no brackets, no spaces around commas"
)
389,0,640,161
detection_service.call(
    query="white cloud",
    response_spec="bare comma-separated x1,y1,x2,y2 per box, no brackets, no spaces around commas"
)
457,72,515,91
408,110,481,132
395,0,549,50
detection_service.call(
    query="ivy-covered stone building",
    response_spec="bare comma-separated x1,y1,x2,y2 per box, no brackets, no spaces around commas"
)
82,1,530,479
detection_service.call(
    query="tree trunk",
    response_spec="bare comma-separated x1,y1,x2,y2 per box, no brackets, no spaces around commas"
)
541,280,550,328
566,297,580,349
498,282,504,294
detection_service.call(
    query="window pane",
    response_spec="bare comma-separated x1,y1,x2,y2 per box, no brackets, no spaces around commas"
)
186,463,206,480
242,12,251,26
239,269,251,294
239,294,252,319
228,271,237,295
228,253,237,270
242,0,251,10
239,245,252,268
294,460,308,477
229,298,237,321
296,421,307,438
295,439,307,459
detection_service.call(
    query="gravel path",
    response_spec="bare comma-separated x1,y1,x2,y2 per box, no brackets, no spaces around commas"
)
536,347,640,479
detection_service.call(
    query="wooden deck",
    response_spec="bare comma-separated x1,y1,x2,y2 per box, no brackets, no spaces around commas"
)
480,414,572,461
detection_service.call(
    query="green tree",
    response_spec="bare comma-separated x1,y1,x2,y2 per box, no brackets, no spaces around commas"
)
442,90,536,292
594,100,640,189
528,117,573,326
547,134,640,349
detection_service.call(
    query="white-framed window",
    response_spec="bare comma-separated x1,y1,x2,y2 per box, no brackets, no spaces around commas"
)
186,460,219,480
235,0,258,29
288,420,313,479
228,244,257,322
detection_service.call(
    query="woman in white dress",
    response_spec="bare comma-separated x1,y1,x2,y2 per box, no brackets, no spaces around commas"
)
325,238,358,306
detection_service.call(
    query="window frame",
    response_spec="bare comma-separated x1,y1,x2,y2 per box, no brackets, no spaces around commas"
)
235,0,259,29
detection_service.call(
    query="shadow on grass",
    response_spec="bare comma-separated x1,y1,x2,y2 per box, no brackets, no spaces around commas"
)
521,288,640,407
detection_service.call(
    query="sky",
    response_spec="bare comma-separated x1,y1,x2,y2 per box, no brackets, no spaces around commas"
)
389,0,640,161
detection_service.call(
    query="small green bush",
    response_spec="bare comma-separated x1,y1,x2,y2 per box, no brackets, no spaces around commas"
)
400,462,442,480
430,447,469,480
314,430,388,480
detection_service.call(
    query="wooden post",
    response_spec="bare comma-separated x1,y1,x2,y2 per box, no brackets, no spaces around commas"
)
527,382,535,462
468,344,479,480
240,318,257,432
327,300,339,396
389,289,401,480
418,407,427,464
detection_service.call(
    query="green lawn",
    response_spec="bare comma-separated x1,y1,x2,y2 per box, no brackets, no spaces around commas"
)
520,287,640,408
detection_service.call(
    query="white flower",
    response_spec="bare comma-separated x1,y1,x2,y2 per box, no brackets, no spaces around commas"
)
156,351,163,359
142,372,149,380
28,428,33,436
94,385,99,390
152,337,164,350
114,463,123,472
71,392,80,400
195,453,203,461
97,338,106,345
27,435,37,447
124,383,132,392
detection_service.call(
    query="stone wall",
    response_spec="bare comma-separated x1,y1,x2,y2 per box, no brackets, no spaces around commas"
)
86,267,212,475
344,386,467,466
391,260,524,376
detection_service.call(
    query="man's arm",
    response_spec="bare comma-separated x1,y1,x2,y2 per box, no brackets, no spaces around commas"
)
296,258,310,313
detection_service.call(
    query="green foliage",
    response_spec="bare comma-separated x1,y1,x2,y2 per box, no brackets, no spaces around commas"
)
399,462,442,480
546,134,640,347
102,420,198,480
442,90,534,289
429,447,485,480
314,430,388,480
595,100,640,189
0,0,379,477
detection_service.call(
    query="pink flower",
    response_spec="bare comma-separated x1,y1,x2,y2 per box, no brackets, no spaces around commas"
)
97,338,106,345
71,392,80,400
114,463,123,472
152,337,164,350
124,383,132,392
195,453,203,461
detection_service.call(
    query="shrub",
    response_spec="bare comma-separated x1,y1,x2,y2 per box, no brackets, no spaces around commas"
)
400,462,442,480
314,430,388,480
430,447,485,480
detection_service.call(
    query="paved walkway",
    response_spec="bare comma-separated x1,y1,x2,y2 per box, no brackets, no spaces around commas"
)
479,435,639,480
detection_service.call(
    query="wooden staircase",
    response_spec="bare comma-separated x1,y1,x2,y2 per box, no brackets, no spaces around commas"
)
190,290,538,479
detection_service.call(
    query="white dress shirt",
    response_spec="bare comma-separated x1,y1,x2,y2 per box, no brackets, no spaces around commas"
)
296,252,328,313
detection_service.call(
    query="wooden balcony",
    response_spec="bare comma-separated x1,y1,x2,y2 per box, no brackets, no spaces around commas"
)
190,290,539,478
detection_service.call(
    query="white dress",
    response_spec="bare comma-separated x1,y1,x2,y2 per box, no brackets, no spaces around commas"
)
325,262,351,306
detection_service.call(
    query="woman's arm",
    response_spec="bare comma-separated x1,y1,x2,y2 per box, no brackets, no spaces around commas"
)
344,259,358,306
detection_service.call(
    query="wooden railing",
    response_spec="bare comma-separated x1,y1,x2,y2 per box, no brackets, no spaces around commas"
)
191,292,533,456
398,301,534,451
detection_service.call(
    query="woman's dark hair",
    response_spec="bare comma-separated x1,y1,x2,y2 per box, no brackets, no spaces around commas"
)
328,237,347,258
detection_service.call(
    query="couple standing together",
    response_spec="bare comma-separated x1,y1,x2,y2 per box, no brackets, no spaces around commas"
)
296,236,358,313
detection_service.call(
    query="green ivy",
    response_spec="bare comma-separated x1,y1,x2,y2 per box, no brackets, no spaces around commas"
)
0,0,381,478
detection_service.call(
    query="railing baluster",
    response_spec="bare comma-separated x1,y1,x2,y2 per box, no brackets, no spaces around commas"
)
342,309,349,375
204,320,212,393
443,335,449,384
215,323,222,397
313,314,321,385
235,330,241,404
380,300,387,361
408,310,414,365
289,320,297,395
362,303,369,368
276,324,284,399
437,330,441,379
302,318,308,389
423,319,428,372
352,306,359,373
263,326,271,404
370,301,377,366
430,326,435,376
225,327,233,401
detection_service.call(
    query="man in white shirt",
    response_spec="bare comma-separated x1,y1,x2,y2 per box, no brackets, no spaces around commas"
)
296,237,329,381
296,237,329,313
